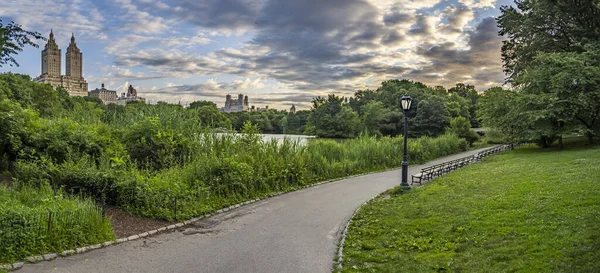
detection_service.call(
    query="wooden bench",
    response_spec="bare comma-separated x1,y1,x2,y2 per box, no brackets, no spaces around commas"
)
411,165,435,185
411,154,479,186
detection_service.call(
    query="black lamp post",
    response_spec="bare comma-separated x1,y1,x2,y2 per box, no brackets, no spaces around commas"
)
401,96,412,189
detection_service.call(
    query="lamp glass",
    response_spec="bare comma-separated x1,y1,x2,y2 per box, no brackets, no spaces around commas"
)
401,96,412,111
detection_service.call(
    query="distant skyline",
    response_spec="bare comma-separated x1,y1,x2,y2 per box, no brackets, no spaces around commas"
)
0,0,513,110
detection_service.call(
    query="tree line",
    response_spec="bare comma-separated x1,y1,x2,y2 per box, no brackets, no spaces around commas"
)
185,80,482,145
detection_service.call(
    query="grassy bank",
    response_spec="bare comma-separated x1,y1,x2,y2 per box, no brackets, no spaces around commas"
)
340,144,600,272
0,185,114,264
44,132,468,221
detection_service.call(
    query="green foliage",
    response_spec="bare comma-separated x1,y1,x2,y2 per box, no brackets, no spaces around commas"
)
0,184,113,264
360,101,389,136
341,144,600,272
497,0,600,81
306,94,361,138
0,19,45,67
123,117,194,170
448,117,479,145
136,133,465,220
411,96,450,137
448,83,479,127
188,100,217,109
493,1,600,146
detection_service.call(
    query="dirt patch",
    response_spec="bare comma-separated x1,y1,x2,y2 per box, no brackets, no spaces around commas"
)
105,207,174,238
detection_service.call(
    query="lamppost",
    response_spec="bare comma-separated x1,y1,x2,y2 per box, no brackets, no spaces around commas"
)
401,95,412,189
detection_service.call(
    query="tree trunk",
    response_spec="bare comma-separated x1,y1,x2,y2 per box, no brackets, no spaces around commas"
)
558,135,564,150
588,132,594,145
540,136,549,148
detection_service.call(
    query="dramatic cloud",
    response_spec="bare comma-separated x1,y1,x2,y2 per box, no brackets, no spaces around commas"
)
1,0,508,108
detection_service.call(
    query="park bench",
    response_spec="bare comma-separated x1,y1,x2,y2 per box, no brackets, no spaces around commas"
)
411,165,435,185
410,146,513,186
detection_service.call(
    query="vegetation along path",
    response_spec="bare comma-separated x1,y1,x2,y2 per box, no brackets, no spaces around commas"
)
340,144,600,272
18,147,496,273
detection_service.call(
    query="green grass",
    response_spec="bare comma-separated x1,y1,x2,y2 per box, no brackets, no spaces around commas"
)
0,185,114,264
340,144,600,272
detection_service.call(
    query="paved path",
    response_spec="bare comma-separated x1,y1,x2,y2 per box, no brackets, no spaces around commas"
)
20,147,495,273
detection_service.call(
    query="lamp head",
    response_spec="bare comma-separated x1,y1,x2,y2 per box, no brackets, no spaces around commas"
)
401,96,412,111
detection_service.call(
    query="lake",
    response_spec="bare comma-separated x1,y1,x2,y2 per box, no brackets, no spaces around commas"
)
213,133,317,145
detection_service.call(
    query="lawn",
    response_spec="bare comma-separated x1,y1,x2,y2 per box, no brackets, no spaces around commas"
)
340,144,600,272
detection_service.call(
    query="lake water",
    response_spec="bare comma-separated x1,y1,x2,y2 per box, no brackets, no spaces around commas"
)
260,134,316,145
213,133,316,145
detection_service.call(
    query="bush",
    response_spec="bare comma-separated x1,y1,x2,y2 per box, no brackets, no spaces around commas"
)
109,133,468,220
0,185,114,264
449,117,479,145
123,117,195,171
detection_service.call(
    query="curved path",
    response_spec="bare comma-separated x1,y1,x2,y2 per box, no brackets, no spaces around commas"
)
20,147,493,273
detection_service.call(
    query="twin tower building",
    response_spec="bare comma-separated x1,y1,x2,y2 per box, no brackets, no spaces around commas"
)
34,30,88,96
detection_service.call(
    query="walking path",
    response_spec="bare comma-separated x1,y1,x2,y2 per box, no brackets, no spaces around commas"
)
19,146,496,273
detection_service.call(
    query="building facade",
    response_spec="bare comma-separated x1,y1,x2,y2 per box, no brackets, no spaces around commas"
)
34,30,88,96
88,83,117,104
290,104,296,114
220,94,250,112
116,85,145,105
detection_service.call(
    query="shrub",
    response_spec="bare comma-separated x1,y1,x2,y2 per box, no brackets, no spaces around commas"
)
123,117,195,171
0,185,114,264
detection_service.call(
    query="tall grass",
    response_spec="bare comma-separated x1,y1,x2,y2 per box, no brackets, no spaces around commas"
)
116,132,467,220
0,185,114,264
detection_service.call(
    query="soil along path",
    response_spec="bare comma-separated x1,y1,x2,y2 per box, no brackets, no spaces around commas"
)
19,147,494,273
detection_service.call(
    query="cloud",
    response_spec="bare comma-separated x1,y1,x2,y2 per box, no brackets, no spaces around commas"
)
457,0,497,9
105,34,211,55
114,0,171,34
0,0,107,41
3,0,507,107
408,17,505,89
109,0,505,96
87,65,164,83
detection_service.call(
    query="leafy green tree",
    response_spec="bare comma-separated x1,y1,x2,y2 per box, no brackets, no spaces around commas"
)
0,19,45,67
281,110,309,134
448,83,479,127
0,99,39,167
349,89,376,114
448,117,479,145
497,0,600,81
411,96,450,137
306,94,360,138
516,46,600,145
123,117,192,170
360,101,389,136
478,87,562,147
189,100,217,109
195,105,231,129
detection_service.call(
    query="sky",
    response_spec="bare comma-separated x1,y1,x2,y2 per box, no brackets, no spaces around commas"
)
0,0,515,110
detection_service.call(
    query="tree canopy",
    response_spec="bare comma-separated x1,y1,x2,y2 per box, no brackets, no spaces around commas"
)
489,0,600,147
0,19,44,67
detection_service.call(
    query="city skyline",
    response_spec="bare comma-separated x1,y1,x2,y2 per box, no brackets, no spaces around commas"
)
0,0,512,110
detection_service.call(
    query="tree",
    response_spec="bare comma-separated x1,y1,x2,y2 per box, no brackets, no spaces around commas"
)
516,46,600,145
281,110,309,135
196,105,231,129
360,101,389,136
306,94,360,138
189,100,217,109
497,0,600,81
478,87,562,148
349,89,376,114
448,117,479,145
0,19,45,67
448,83,479,127
411,96,450,137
